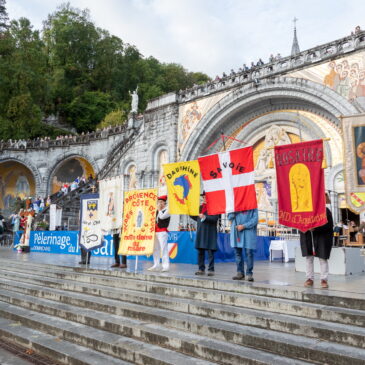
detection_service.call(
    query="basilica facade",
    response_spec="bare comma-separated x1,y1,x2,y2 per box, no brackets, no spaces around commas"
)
2,30,365,223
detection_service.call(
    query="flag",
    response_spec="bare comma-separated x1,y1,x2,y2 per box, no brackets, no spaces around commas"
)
99,176,123,233
163,160,200,215
198,147,257,215
119,189,157,256
342,114,365,213
275,139,327,232
79,193,103,251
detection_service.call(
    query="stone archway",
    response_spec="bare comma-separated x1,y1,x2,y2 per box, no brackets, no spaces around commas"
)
181,76,358,161
47,155,97,194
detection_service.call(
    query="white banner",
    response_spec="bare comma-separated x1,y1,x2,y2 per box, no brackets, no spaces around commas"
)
79,194,102,251
49,204,62,230
49,204,56,231
99,176,123,232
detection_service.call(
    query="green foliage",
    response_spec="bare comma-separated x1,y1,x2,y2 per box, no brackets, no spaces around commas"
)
97,109,127,129
0,0,8,33
0,2,210,140
66,91,116,132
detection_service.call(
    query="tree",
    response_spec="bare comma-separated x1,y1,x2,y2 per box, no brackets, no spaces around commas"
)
42,3,100,120
0,17,49,140
97,109,127,129
66,91,116,132
0,0,9,33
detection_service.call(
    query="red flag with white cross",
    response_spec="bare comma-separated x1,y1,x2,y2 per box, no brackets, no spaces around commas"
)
198,147,257,215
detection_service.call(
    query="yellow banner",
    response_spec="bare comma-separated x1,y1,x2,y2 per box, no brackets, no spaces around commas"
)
163,160,200,215
119,189,157,256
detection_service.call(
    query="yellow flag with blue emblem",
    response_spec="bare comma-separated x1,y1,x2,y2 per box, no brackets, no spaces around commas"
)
163,160,200,215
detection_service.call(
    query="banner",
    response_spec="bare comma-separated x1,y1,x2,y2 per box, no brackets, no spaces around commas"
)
198,147,257,214
49,204,62,230
79,193,103,251
20,214,33,246
275,140,327,232
14,231,115,256
163,160,200,215
342,113,365,213
119,189,157,256
99,176,123,232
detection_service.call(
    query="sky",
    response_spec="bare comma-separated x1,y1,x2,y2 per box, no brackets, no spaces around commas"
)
7,0,365,77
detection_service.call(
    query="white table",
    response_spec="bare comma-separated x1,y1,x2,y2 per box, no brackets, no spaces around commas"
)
269,240,301,263
295,247,365,275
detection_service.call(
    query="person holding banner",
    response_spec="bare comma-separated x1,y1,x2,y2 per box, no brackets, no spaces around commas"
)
190,192,220,276
300,194,334,289
148,195,170,272
228,209,258,281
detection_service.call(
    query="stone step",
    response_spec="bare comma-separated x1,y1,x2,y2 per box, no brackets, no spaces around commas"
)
2,268,365,348
1,285,363,364
2,259,365,311
0,317,132,365
1,275,365,363
0,301,307,365
2,265,364,328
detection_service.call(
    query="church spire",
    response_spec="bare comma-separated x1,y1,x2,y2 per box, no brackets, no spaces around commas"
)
291,17,300,56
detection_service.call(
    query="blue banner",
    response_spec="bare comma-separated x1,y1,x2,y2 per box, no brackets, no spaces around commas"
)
14,231,114,257
14,231,274,263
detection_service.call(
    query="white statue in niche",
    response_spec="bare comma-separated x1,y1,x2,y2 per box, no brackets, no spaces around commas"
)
158,150,168,196
128,165,137,189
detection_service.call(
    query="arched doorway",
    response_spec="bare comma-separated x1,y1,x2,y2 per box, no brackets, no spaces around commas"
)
0,161,36,215
50,157,95,194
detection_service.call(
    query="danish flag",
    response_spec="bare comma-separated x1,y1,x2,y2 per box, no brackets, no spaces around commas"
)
198,147,257,215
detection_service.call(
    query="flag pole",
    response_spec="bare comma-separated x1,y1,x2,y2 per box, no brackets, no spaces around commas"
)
221,130,240,242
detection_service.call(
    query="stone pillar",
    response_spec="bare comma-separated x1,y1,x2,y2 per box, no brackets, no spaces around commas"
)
330,191,339,224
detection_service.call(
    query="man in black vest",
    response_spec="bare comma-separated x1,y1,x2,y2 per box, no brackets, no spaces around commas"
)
148,195,170,272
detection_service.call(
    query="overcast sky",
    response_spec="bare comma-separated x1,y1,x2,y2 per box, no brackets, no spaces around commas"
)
7,0,365,77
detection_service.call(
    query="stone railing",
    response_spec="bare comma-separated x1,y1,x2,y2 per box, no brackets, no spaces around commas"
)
98,119,143,179
177,31,365,103
0,124,128,152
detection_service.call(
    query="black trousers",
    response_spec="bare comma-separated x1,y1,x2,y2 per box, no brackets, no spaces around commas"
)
113,233,127,265
80,247,91,264
197,248,214,272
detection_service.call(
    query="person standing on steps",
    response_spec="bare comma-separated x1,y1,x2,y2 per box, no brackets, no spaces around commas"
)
148,195,170,272
300,193,334,289
190,192,220,276
228,208,258,282
110,231,127,268
79,247,91,265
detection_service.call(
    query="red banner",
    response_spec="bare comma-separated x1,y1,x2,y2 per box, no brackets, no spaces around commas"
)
275,140,327,232
198,147,257,215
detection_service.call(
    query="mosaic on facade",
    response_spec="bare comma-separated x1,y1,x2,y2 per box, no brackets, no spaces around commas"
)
289,50,365,102
0,161,36,212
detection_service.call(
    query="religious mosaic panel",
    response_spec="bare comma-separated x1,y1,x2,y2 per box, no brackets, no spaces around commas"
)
288,50,365,103
0,161,36,213
178,91,229,156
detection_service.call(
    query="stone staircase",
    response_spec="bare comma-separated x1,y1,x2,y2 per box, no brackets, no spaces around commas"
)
33,183,95,231
0,259,364,364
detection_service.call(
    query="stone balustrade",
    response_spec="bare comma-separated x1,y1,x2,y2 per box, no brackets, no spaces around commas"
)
177,31,365,103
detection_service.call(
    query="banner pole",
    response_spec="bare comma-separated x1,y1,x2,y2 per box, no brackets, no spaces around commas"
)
135,256,138,272
221,129,240,242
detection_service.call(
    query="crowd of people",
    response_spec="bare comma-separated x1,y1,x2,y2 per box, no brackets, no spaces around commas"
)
56,175,94,198
0,125,128,151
